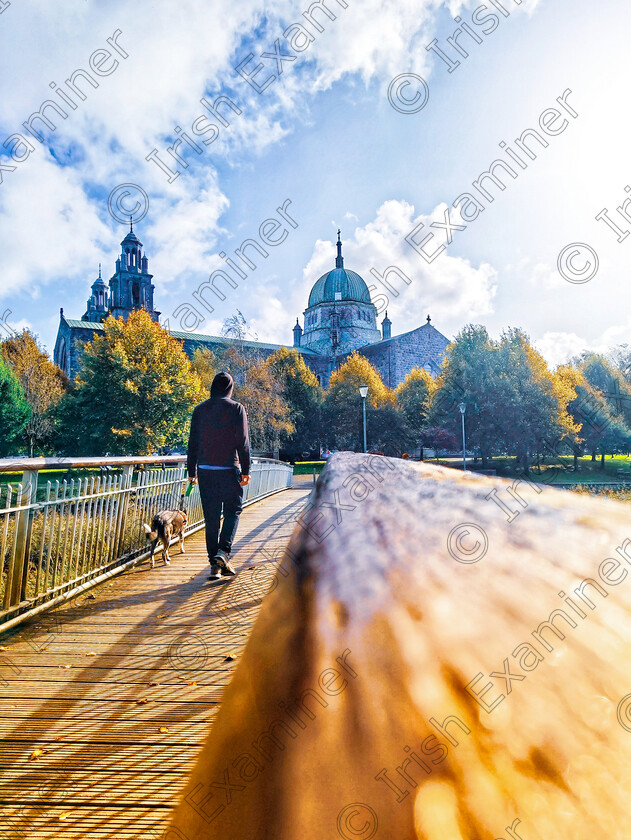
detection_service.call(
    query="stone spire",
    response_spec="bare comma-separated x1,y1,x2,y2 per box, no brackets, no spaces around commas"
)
293,317,303,347
335,229,344,269
382,311,392,340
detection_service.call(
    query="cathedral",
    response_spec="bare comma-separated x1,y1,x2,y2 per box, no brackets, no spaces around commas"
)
54,226,450,388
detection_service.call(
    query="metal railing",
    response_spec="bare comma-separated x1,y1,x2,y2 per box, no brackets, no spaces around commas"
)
0,455,293,631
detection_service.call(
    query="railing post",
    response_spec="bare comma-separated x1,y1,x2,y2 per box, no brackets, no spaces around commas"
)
114,464,135,559
10,470,39,607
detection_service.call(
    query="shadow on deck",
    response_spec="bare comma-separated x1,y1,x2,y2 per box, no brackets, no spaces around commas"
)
0,481,311,839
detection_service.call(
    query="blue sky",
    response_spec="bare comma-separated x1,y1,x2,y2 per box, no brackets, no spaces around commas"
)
0,0,629,368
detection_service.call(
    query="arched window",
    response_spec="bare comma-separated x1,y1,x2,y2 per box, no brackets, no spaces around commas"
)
58,339,68,373
132,282,140,307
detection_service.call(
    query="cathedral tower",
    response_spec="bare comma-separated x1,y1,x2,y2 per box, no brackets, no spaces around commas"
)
82,264,109,322
107,220,159,322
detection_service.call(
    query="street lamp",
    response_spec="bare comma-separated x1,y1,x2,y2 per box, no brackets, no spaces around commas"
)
359,385,369,453
458,402,467,471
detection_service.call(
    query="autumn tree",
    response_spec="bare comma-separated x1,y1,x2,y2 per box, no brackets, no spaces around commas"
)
1,329,67,456
266,347,323,457
323,352,402,451
566,354,631,467
493,329,580,471
430,326,580,470
234,358,293,453
0,358,31,457
190,347,217,395
55,310,204,456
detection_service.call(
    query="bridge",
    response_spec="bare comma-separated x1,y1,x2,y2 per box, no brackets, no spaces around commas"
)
2,452,631,839
0,455,309,838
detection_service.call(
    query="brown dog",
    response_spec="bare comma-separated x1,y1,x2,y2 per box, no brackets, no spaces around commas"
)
143,509,187,568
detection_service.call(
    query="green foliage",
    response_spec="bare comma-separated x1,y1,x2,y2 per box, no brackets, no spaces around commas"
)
266,347,323,456
54,310,204,456
323,352,394,450
395,367,435,441
564,354,631,463
322,351,413,452
1,329,68,456
430,326,580,469
0,357,31,457
366,403,415,455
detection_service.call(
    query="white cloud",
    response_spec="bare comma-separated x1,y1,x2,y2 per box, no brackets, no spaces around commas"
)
535,324,631,370
297,199,497,339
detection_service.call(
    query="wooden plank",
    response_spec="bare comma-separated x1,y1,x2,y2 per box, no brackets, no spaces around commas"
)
0,484,309,839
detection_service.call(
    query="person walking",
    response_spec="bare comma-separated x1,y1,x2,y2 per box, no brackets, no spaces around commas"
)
187,372,251,580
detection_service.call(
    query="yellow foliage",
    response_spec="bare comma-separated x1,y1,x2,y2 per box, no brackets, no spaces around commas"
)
328,351,391,407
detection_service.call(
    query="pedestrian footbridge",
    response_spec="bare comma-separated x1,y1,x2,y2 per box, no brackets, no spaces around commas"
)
2,453,631,840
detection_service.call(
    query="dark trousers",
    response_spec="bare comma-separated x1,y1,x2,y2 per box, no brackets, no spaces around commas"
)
198,469,243,562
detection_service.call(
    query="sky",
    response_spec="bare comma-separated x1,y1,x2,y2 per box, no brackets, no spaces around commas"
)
0,0,629,369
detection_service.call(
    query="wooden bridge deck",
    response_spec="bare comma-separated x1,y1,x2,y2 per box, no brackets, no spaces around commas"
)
0,479,312,839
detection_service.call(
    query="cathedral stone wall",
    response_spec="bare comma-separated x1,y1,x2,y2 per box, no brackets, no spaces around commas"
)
301,301,381,356
358,324,450,388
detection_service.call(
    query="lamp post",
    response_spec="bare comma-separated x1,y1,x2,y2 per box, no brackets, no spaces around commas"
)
458,402,467,471
359,385,368,453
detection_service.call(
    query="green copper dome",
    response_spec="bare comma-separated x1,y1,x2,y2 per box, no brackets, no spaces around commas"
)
308,267,372,306
307,231,372,307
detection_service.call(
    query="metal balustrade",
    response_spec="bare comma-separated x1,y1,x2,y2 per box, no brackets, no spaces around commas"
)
0,455,293,631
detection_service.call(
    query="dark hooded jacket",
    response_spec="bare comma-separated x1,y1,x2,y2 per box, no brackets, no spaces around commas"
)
187,373,250,477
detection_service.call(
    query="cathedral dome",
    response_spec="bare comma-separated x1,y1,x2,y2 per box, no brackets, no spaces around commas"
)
308,267,372,307
307,231,372,307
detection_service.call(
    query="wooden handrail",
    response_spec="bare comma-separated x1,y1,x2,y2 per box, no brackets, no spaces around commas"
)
169,451,631,839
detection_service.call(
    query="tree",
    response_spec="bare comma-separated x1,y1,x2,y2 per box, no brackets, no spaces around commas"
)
429,325,500,464
493,329,579,471
396,367,436,442
218,310,261,388
55,310,204,456
567,355,631,467
190,347,217,395
430,326,579,470
323,352,395,450
0,358,31,457
365,403,415,455
1,329,67,456
266,347,323,457
420,427,458,452
235,358,293,453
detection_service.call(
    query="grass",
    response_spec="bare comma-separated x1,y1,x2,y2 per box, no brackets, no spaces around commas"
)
293,461,326,475
427,454,631,484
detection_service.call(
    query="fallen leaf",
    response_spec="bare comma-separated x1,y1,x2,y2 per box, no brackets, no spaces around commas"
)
60,665,71,669
159,727,169,733
85,594,96,600
224,654,235,662
136,698,150,705
86,652,96,657
29,748,44,761
54,736,64,741
186,681,197,686
0,646,7,651
157,613,170,619
147,681,159,687
58,812,71,821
